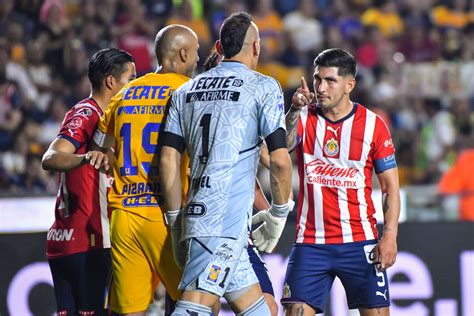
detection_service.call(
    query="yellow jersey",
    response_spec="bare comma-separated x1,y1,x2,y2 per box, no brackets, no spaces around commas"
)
95,73,190,220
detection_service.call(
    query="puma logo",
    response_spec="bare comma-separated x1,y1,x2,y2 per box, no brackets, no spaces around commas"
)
327,126,340,137
376,289,388,300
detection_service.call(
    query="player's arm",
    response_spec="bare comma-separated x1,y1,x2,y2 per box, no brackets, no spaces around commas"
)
42,137,110,172
159,142,183,212
376,167,400,272
286,77,314,149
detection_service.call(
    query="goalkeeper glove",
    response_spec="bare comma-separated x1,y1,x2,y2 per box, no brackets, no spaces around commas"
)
251,199,295,253
164,210,186,268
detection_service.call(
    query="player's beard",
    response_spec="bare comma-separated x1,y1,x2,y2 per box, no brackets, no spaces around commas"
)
317,93,344,111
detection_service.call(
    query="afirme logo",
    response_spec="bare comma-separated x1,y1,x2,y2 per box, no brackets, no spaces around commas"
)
47,229,74,241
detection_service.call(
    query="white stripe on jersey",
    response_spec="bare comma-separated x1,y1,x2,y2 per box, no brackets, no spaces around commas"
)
99,174,111,248
314,114,326,243
358,110,377,240
338,114,355,242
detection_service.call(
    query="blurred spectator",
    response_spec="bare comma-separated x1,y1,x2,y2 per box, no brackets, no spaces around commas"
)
415,98,456,183
282,0,323,66
37,0,70,73
37,96,67,146
431,0,472,30
439,147,474,221
25,39,53,113
112,0,156,75
398,24,439,62
361,0,404,38
210,0,247,40
0,72,23,151
251,0,284,58
0,37,39,104
167,0,212,61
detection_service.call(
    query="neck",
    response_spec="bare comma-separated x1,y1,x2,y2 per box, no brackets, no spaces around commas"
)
224,55,253,69
321,98,353,121
90,91,112,112
157,61,180,76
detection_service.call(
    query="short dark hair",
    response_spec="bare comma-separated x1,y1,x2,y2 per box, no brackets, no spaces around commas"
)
313,48,357,77
88,48,135,91
219,12,253,59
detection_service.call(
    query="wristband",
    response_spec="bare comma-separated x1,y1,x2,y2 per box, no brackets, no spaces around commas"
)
269,202,290,218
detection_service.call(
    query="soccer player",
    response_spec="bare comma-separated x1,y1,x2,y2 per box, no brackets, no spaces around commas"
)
41,48,136,315
203,51,279,316
92,25,199,315
159,12,292,316
282,48,400,316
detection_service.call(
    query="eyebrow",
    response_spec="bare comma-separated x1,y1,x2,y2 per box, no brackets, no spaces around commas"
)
314,74,338,81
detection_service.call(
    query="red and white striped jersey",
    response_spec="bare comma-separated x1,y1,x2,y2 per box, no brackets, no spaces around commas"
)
46,98,112,258
294,103,396,244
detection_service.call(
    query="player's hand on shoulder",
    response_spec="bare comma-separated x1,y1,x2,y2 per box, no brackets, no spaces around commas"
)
251,199,295,253
291,77,314,111
84,151,110,174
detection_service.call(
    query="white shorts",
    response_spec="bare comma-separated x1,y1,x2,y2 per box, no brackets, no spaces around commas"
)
179,226,258,297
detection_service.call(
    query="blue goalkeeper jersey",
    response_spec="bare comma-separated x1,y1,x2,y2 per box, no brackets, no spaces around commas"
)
164,61,285,239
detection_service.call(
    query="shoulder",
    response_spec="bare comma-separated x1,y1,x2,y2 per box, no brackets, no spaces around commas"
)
251,71,282,93
68,99,102,120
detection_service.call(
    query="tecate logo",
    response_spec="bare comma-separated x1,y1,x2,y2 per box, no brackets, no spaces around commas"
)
47,229,74,241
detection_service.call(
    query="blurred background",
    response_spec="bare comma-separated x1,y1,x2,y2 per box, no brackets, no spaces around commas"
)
0,0,473,315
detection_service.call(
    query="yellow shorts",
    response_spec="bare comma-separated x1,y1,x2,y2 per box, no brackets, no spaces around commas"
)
108,209,182,313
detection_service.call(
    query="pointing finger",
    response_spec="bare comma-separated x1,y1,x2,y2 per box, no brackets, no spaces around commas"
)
301,76,309,91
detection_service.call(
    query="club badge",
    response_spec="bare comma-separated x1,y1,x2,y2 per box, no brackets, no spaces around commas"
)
324,138,339,157
283,283,291,298
206,265,221,283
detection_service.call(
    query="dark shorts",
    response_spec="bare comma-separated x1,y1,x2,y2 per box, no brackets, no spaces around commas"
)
48,249,111,315
281,240,390,313
247,244,274,296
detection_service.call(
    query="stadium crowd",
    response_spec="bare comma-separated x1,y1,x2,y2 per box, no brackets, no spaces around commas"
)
0,0,473,205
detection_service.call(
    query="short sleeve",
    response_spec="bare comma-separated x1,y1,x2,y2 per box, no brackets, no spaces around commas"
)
258,78,286,139
58,105,100,150
372,116,397,173
93,92,120,147
163,93,183,138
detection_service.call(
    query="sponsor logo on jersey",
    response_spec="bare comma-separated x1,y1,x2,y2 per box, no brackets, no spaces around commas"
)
47,228,74,241
190,76,241,90
384,139,393,148
324,138,339,157
67,117,82,130
306,159,358,178
117,105,166,116
122,85,171,100
305,158,359,188
185,90,240,103
185,203,207,216
122,194,160,207
376,289,388,300
73,107,92,117
207,265,221,283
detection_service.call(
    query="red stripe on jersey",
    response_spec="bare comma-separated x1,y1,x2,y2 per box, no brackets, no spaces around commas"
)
349,105,366,161
347,188,365,242
302,183,316,243
322,187,343,243
295,141,304,240
303,113,318,155
364,147,378,239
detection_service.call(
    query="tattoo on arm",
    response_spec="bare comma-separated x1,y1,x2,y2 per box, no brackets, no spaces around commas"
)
285,109,299,148
295,305,304,316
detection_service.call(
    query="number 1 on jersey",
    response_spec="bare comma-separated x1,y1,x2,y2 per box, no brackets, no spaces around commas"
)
200,114,211,164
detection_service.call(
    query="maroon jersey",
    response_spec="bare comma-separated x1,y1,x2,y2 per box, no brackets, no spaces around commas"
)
295,104,396,244
47,98,112,258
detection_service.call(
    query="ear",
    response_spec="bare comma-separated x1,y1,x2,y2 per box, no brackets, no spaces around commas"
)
179,47,187,63
253,40,260,57
345,77,356,94
105,75,114,91
215,40,223,56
